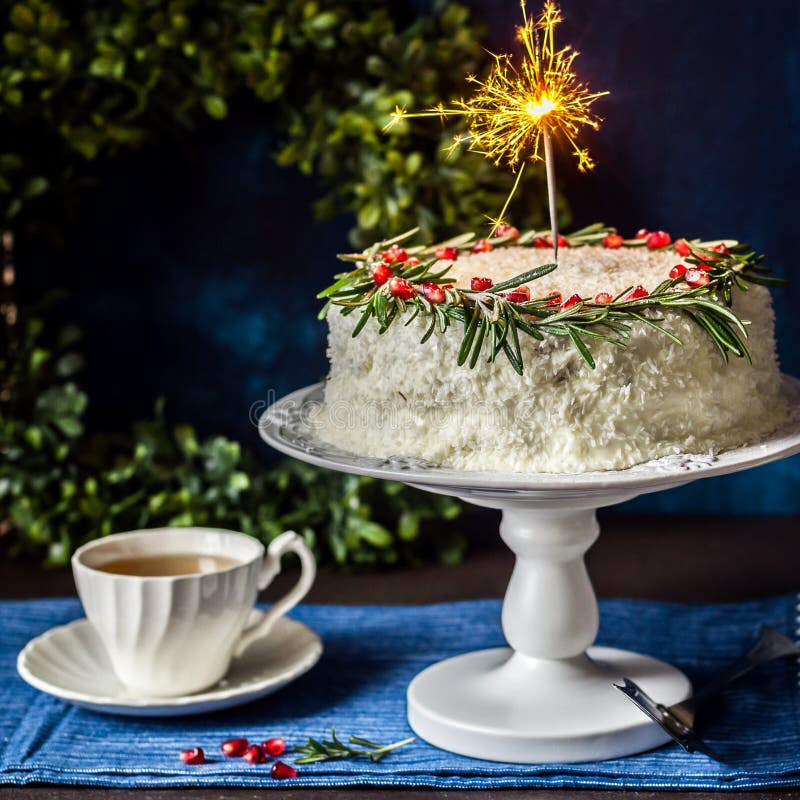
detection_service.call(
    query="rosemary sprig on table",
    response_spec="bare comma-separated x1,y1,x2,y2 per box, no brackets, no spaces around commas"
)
317,223,785,374
292,728,415,764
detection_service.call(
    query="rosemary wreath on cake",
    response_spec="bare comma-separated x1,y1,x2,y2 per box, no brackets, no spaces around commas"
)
318,223,784,375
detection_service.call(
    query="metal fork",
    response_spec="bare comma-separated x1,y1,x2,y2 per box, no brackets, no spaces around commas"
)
615,626,800,759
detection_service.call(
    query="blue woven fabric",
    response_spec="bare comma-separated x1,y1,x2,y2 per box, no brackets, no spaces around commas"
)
1,596,798,789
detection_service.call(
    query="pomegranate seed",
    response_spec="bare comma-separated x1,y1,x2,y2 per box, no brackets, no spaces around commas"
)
531,236,549,248
271,760,297,780
593,292,613,304
441,283,454,289
263,737,287,757
405,257,421,267
471,276,494,291
626,285,649,300
369,261,393,286
696,261,714,271
685,269,711,287
669,264,687,279
221,738,249,758
471,239,493,253
505,290,529,304
635,228,649,239
603,233,623,249
494,223,520,240
674,238,692,257
646,230,671,250
711,243,730,255
557,234,570,248
388,276,416,300
243,745,266,764
179,747,205,765
422,282,445,304
435,246,459,261
381,245,408,264
559,293,582,311
545,291,562,306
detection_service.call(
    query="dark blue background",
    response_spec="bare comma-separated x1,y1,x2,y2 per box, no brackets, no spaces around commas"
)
24,0,800,513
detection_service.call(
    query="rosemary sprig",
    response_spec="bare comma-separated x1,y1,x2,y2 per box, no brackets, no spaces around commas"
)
318,225,786,374
292,728,415,764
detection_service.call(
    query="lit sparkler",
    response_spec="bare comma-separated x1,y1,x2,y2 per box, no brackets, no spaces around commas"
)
386,1,607,258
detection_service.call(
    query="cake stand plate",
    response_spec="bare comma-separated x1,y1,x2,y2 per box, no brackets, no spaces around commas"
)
259,376,800,763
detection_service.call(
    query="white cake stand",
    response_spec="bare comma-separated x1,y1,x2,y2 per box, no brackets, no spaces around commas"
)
259,376,800,764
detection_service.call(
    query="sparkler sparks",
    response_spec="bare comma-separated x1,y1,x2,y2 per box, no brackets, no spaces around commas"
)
385,1,608,252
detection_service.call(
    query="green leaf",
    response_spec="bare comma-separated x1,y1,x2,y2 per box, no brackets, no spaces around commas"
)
203,95,228,120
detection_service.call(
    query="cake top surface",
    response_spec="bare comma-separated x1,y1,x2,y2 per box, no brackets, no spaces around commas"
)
448,245,681,297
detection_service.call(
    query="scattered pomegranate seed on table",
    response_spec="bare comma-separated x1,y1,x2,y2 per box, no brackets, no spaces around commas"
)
435,246,459,261
179,747,205,765
685,269,711,287
271,761,297,780
405,257,421,267
669,264,687,279
711,243,730,255
263,737,287,757
388,276,416,300
422,282,445,304
593,292,613,304
532,236,549,248
674,239,692,257
369,261,393,286
494,223,520,239
626,285,649,300
646,230,671,250
243,744,267,764
471,276,493,291
221,738,249,758
545,291,562,306
505,285,530,304
602,233,623,249
381,245,409,264
471,239,493,253
635,228,649,239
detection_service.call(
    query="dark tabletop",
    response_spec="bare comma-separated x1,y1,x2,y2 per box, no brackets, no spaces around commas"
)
1,511,798,799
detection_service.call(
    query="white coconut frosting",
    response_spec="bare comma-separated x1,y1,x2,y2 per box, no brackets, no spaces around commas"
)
315,245,786,473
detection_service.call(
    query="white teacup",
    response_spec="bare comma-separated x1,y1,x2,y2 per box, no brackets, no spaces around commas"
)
72,527,316,697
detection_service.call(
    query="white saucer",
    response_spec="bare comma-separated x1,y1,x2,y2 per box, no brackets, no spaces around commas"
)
17,611,323,717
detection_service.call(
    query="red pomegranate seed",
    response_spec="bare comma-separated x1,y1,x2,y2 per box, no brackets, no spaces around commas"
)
179,747,205,765
471,239,493,253
646,230,671,250
422,282,445,304
405,257,421,267
626,285,649,300
221,738,249,758
471,276,494,291
531,236,549,248
545,291,562,306
271,760,297,780
669,264,687,279
685,269,711,287
696,261,714,271
674,238,692,257
495,223,520,239
381,245,408,264
711,243,730,255
593,292,613,304
635,228,649,239
505,290,529,303
559,293,582,311
557,234,570,248
435,246,459,261
603,233,623,249
388,276,416,300
369,261,393,286
243,745,267,764
263,737,287,757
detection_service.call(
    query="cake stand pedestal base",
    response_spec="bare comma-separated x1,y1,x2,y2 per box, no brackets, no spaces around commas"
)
408,646,690,763
404,500,692,763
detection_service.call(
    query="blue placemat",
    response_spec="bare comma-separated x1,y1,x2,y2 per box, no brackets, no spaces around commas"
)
1,596,799,789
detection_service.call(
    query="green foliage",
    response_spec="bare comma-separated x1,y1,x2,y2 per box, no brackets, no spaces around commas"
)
0,304,465,568
0,0,559,243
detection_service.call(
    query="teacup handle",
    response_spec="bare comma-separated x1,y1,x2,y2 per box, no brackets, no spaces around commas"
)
234,530,316,657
